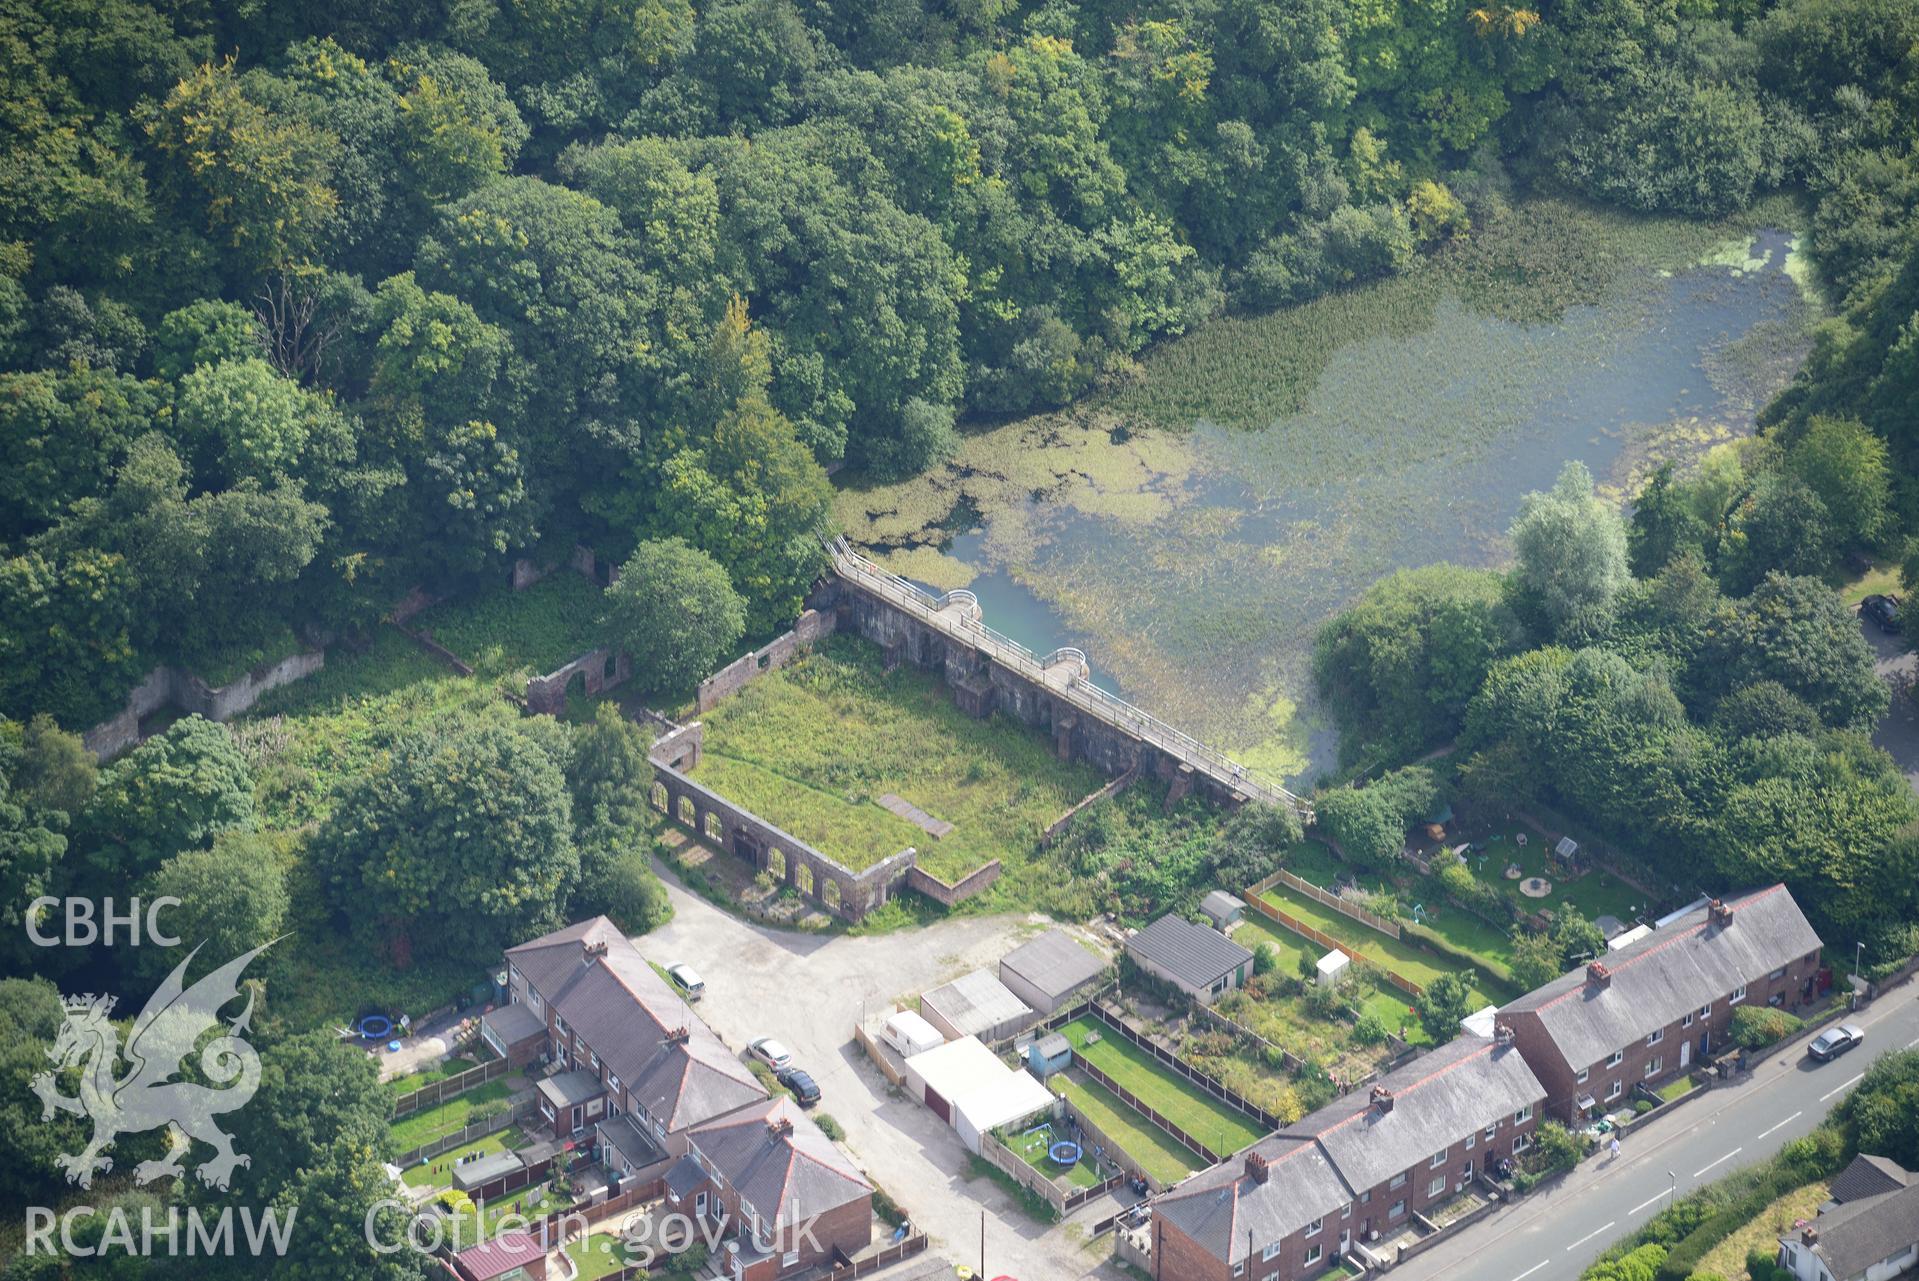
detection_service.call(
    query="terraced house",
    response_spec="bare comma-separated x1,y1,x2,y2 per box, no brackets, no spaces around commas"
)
1496,884,1825,1121
1151,1034,1546,1280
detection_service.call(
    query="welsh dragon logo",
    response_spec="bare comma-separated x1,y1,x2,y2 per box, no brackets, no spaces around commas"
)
30,942,272,1192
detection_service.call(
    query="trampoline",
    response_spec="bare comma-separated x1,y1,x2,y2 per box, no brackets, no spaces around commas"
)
356,1014,394,1040
1048,1140,1082,1167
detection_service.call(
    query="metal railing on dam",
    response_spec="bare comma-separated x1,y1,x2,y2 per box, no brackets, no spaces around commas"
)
825,536,1312,820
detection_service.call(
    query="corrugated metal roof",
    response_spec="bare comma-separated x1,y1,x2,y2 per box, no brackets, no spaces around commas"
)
921,970,1033,1039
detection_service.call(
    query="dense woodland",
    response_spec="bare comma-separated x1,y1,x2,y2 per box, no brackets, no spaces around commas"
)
2,0,1919,1273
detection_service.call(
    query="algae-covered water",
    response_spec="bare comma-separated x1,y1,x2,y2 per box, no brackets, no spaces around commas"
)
835,202,1819,785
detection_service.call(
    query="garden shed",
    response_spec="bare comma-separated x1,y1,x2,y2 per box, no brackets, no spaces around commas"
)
1200,890,1245,930
1025,1032,1073,1079
1125,914,1254,1004
1315,949,1352,988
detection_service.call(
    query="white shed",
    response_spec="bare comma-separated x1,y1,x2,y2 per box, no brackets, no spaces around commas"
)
953,1069,1056,1153
1315,949,1352,987
904,1036,1054,1152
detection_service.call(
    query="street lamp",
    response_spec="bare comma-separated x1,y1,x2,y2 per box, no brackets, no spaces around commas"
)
1856,941,1865,976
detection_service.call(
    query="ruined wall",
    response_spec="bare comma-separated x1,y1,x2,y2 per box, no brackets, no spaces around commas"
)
645,756,915,921
83,649,328,760
903,860,1002,907
525,648,632,716
695,608,837,712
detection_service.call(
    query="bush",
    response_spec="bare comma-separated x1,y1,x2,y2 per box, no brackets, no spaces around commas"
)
1254,942,1280,976
1731,1006,1804,1050
1353,1011,1389,1044
1746,1245,1792,1281
815,1114,845,1141
1634,1099,1654,1115
872,1185,907,1227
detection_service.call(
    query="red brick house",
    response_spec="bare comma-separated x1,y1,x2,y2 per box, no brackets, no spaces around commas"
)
663,1096,873,1281
1497,885,1823,1122
488,918,767,1178
1152,1034,1546,1280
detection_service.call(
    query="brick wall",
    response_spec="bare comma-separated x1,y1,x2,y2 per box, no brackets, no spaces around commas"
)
696,608,837,712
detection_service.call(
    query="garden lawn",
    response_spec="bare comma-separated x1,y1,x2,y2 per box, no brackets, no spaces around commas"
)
691,636,1103,879
1056,1076,1205,1185
384,1056,478,1097
1440,824,1646,925
1002,1120,1103,1190
565,1231,645,1281
399,1128,524,1188
1695,1180,1829,1279
1230,914,1312,977
1257,882,1515,1006
1358,988,1431,1048
388,1080,513,1152
1058,1018,1266,1156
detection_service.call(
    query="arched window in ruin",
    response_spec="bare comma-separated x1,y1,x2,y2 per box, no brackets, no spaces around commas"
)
703,811,723,842
651,782,668,812
822,879,842,911
677,795,696,826
795,862,814,897
766,847,786,879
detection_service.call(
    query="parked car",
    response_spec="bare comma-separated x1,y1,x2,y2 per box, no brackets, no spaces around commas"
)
748,1037,793,1070
776,1065,821,1106
1807,1024,1865,1062
666,963,704,1002
1862,594,1902,633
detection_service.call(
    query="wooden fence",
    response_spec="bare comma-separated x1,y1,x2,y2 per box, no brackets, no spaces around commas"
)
1072,1055,1227,1165
392,1056,511,1119
1271,869,1401,938
1241,894,1424,999
1088,1001,1278,1130
1056,1086,1178,1194
395,1092,537,1167
980,1128,1126,1218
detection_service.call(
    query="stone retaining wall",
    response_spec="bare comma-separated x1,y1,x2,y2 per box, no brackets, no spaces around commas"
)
903,860,1002,907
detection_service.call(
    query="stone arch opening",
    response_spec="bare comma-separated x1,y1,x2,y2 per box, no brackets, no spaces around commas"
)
650,782,668,812
822,879,841,911
603,652,618,681
795,862,815,897
702,811,723,842
565,668,589,704
766,847,786,879
677,795,697,826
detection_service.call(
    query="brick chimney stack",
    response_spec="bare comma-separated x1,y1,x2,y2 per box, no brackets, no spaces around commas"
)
1245,1152,1270,1184
1371,1085,1394,1113
582,939,610,965
1710,899,1735,928
1586,961,1612,990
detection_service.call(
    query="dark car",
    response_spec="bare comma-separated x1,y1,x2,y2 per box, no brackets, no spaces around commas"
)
1862,594,1902,633
1807,1024,1865,1062
776,1065,821,1106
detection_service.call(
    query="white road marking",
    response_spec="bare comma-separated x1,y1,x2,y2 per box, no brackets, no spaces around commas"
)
1906,1036,1918,1050
1513,1261,1551,1281
1756,1111,1803,1141
1565,1222,1617,1253
1629,1191,1669,1215
1820,1073,1865,1102
1694,1148,1743,1178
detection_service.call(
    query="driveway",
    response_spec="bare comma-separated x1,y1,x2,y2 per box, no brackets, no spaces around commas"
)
635,859,1125,1281
1860,612,1919,791
1387,983,1919,1281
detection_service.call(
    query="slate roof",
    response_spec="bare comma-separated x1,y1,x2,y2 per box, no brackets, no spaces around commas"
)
1795,1170,1919,1281
688,1096,871,1230
507,917,765,1132
1830,1154,1913,1205
1125,915,1254,987
1499,885,1821,1069
1001,928,1106,999
1281,1035,1545,1192
1154,1136,1353,1267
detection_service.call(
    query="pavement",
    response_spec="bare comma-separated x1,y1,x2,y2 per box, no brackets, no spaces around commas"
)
1388,982,1919,1281
634,858,1126,1281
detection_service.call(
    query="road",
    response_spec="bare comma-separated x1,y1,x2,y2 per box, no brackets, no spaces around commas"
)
632,859,1124,1281
1391,983,1919,1281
